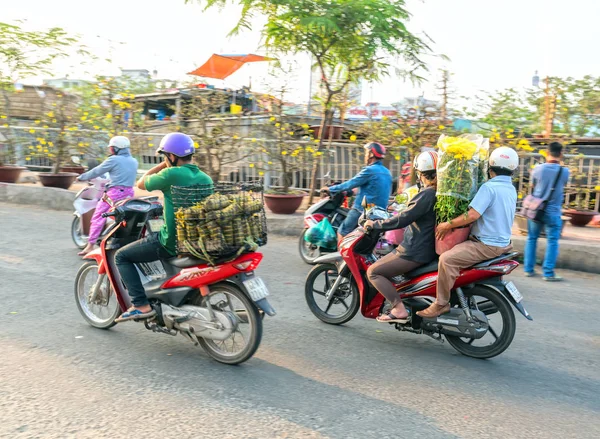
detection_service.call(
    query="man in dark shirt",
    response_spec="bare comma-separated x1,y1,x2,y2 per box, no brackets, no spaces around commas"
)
364,151,438,323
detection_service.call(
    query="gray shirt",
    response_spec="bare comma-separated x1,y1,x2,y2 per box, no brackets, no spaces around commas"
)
79,149,138,188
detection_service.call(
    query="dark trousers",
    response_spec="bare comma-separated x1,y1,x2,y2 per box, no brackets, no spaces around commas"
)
115,233,171,307
367,251,422,307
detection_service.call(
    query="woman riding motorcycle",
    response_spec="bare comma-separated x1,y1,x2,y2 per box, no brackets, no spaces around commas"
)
364,151,438,323
76,136,138,256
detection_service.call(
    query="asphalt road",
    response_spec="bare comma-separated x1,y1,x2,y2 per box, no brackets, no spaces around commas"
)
0,203,599,439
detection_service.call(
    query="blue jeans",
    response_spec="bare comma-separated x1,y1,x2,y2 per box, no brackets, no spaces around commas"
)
338,208,363,236
115,233,172,307
524,213,562,277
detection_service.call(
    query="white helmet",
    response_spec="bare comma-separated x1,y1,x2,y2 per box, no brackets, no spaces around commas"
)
108,136,130,150
489,147,518,171
413,151,438,173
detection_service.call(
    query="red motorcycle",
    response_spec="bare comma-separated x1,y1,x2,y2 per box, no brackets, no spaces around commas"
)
75,197,275,365
304,208,532,359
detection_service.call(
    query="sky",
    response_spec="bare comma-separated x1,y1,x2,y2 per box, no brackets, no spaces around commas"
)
3,0,598,107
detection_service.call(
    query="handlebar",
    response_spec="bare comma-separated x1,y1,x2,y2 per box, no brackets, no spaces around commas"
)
101,212,116,218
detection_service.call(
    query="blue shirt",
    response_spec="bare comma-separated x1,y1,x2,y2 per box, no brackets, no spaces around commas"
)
79,149,138,188
532,163,570,216
329,161,392,211
469,175,517,247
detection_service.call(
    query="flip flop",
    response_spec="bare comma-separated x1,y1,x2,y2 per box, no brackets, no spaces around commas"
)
376,311,409,324
115,308,156,322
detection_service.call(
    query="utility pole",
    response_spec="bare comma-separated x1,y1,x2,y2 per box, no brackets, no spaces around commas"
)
440,69,449,121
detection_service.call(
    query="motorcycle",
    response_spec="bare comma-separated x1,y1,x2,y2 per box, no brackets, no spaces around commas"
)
71,176,112,249
304,206,532,359
75,196,276,365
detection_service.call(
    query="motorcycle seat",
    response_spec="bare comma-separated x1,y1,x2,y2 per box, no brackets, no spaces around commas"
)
404,260,439,278
167,256,208,268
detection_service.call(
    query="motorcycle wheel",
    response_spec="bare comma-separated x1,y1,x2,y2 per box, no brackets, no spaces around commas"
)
445,285,516,359
305,263,360,325
74,262,120,329
71,215,87,249
299,229,321,265
192,283,263,365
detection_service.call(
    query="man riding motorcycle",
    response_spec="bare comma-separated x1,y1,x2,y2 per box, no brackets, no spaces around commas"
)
114,132,213,322
417,146,519,319
76,136,138,256
364,151,439,323
322,142,392,239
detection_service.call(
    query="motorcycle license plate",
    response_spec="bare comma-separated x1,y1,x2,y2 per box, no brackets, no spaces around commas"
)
147,218,164,233
505,281,523,303
243,277,270,302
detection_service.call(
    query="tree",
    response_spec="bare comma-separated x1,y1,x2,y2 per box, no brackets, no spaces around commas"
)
0,21,80,165
24,91,79,173
179,88,251,182
190,0,431,202
251,90,316,194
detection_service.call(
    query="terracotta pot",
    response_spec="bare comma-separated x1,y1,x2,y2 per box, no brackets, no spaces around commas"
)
435,226,471,255
0,166,26,183
564,209,596,227
60,165,86,175
38,172,78,190
264,192,306,214
515,213,568,236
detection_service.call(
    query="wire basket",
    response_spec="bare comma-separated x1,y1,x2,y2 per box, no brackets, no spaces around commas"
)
172,181,267,264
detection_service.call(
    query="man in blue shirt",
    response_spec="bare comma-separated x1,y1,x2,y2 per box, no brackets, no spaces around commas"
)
524,142,570,281
417,147,519,318
324,142,392,237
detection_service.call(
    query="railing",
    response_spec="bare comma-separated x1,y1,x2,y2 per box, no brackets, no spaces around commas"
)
4,125,598,212
517,153,600,212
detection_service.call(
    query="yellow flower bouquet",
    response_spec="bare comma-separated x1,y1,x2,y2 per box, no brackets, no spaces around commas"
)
436,134,489,224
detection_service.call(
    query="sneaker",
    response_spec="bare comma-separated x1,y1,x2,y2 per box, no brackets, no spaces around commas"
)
543,275,564,282
525,271,537,278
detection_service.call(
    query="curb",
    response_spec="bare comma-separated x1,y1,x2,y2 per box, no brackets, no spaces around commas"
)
2,183,599,274
0,183,75,211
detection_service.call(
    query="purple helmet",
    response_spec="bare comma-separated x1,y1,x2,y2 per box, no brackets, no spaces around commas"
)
157,132,195,157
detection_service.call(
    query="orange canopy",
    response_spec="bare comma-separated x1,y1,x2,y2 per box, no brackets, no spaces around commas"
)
188,54,274,80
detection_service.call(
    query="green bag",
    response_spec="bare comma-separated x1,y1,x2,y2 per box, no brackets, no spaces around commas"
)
304,218,337,250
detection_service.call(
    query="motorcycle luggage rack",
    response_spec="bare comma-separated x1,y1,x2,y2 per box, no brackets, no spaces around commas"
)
171,181,268,264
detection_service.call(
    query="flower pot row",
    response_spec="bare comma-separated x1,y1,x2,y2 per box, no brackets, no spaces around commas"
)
0,165,81,189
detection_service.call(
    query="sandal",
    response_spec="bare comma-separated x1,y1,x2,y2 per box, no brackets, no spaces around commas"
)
115,308,156,322
376,310,409,323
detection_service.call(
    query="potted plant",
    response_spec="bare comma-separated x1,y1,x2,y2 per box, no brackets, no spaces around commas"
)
30,92,80,189
1,22,80,183
435,134,489,254
563,187,597,227
253,92,314,214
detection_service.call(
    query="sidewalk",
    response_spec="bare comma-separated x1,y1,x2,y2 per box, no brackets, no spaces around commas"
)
2,180,599,273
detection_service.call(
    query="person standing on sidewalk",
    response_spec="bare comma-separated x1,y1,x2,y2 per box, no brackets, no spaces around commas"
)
524,142,570,281
76,136,138,256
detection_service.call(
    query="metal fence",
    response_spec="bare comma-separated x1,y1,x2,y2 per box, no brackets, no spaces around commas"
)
517,153,600,212
3,125,598,212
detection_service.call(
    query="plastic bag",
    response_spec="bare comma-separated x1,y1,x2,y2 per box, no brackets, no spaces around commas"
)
304,218,337,250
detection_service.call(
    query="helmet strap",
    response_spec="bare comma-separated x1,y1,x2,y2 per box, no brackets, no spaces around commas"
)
166,153,178,167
